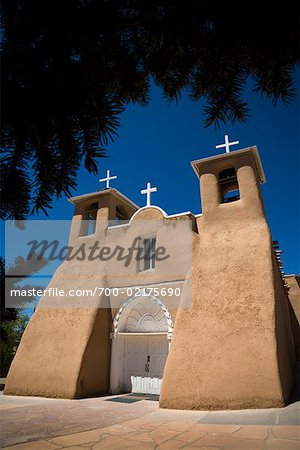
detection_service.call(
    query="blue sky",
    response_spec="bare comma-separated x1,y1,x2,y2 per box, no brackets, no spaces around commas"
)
42,70,300,276
4,69,299,282
4,70,300,319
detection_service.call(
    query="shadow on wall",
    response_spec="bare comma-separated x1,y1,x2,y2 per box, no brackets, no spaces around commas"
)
288,362,300,405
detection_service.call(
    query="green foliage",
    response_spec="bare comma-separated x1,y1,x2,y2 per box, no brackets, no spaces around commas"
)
0,312,29,377
1,1,299,219
0,255,48,376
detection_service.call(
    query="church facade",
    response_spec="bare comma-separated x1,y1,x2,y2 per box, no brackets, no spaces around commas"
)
5,142,300,410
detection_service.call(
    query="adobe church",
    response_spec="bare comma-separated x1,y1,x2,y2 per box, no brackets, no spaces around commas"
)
5,137,300,410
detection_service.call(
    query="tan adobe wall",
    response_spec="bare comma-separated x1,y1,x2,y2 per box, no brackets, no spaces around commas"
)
160,164,296,410
5,201,190,398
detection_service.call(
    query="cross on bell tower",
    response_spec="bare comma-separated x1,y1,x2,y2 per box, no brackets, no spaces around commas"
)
99,169,117,189
216,134,240,153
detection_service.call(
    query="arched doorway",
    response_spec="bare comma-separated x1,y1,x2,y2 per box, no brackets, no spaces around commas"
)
110,296,173,395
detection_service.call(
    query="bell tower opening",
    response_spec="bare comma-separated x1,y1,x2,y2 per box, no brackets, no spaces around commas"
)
83,202,98,235
218,168,240,203
115,205,128,222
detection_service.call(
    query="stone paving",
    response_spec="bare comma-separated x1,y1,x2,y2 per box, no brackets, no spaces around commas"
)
0,392,299,449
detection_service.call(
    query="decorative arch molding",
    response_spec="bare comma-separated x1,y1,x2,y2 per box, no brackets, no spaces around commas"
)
112,295,173,338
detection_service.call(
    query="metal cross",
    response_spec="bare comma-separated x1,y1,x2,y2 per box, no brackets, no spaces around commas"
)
216,134,239,153
141,182,157,207
99,169,117,189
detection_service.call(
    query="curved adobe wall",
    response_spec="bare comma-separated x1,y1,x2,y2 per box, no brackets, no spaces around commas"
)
160,165,296,410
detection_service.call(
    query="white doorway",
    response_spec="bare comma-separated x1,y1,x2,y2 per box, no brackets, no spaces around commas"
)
110,296,173,395
123,333,169,394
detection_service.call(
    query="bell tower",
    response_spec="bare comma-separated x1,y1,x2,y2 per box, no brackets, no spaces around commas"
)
160,144,296,410
68,187,138,244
